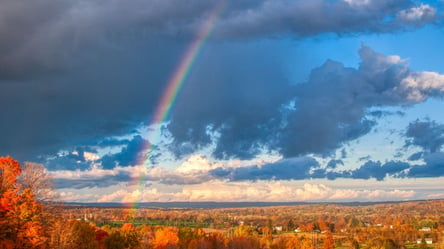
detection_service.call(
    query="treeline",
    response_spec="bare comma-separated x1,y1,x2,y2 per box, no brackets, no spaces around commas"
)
43,220,336,249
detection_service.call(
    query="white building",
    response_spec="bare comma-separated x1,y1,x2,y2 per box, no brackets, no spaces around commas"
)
416,238,433,245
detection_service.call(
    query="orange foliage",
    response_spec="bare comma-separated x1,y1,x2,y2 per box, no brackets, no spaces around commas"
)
0,156,21,193
121,223,136,231
154,227,179,249
285,237,301,249
0,157,46,248
321,231,334,249
207,232,227,249
228,236,260,249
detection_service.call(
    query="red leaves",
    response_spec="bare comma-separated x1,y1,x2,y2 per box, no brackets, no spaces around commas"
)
0,156,46,248
0,156,21,193
0,188,20,211
95,229,109,241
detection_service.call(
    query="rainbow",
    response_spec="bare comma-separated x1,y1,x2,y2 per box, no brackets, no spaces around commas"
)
129,0,227,207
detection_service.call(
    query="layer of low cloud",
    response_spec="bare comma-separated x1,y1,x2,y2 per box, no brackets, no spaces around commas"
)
52,155,220,189
49,118,444,187
50,151,444,191
85,181,416,202
210,157,318,181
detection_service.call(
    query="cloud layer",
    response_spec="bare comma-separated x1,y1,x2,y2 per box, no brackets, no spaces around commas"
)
217,0,438,38
1,0,439,77
168,45,444,160
1,0,443,164
62,181,416,203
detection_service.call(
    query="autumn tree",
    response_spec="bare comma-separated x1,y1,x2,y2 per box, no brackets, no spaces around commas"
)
48,218,71,248
301,237,314,249
207,232,227,249
18,162,55,202
95,229,109,249
318,219,329,232
138,224,155,249
178,227,205,249
186,239,198,249
228,236,260,249
322,231,334,249
120,223,140,249
287,219,295,231
105,232,127,249
270,236,289,249
350,238,360,249
285,236,301,249
233,225,252,237
154,227,179,249
49,218,98,248
0,156,21,193
0,156,47,248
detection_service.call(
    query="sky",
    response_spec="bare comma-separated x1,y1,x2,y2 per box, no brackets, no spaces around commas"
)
1,0,444,203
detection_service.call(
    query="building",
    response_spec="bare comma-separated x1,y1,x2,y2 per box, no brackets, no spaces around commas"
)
416,238,433,245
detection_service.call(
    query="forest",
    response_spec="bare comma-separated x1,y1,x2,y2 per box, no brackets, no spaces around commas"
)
1,156,444,249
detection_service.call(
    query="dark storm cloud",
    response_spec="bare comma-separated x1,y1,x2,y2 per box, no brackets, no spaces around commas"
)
278,45,444,157
43,147,98,171
401,119,444,177
405,119,444,153
210,157,319,181
346,160,410,180
327,159,344,169
101,135,148,169
0,0,222,78
167,43,294,159
367,110,405,118
330,152,444,180
1,0,443,166
216,0,439,39
207,157,412,182
0,0,438,78
407,152,444,177
44,156,92,171
359,156,372,162
54,171,132,189
0,0,224,162
408,152,424,161
170,45,444,160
